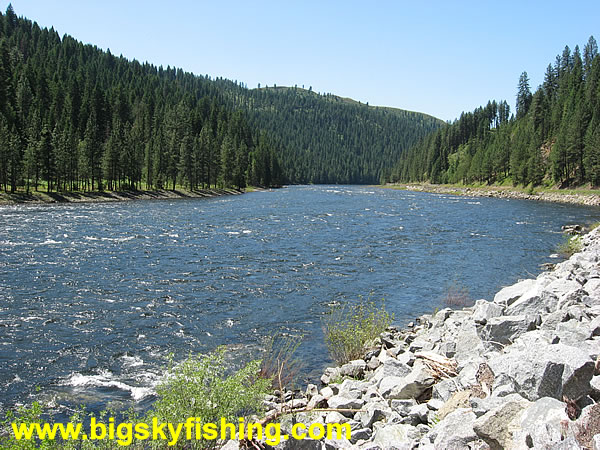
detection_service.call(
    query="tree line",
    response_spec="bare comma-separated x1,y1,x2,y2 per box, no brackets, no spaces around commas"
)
0,5,282,194
389,36,600,188
233,86,444,184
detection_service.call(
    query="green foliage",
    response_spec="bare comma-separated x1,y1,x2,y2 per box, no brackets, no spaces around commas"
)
150,348,271,449
0,6,283,194
557,235,583,257
0,402,52,449
323,297,393,365
391,35,600,189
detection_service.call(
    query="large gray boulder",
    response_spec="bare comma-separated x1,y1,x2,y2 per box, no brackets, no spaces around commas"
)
357,401,392,428
367,423,416,449
478,314,538,346
472,299,504,325
493,278,537,306
327,395,365,417
428,408,481,450
511,397,571,449
370,356,412,384
379,361,435,400
339,359,367,379
487,342,595,401
473,394,531,450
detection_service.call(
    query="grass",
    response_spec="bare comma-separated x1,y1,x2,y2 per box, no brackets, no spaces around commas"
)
322,296,393,365
258,334,303,393
557,235,583,258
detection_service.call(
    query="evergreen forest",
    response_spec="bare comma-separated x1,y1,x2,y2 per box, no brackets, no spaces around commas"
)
0,5,443,194
389,36,600,188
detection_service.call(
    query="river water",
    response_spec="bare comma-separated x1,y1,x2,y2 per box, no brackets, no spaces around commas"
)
1,185,599,416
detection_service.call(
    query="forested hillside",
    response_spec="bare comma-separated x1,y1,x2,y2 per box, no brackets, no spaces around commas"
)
0,5,286,194
0,6,445,193
389,37,600,188
233,87,444,184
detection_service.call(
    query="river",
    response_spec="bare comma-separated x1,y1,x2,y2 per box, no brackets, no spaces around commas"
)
1,185,599,417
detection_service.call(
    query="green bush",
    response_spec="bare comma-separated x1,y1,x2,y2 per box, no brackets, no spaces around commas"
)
557,235,583,257
150,348,271,449
323,297,393,365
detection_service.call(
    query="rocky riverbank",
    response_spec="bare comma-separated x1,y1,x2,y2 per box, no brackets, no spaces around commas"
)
235,228,600,449
388,183,600,207
0,187,243,205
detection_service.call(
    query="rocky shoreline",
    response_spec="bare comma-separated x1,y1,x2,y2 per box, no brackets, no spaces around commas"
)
237,228,600,449
390,183,600,207
0,187,243,205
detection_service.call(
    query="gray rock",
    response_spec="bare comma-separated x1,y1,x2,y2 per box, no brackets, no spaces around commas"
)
494,278,537,306
479,314,538,346
487,342,595,401
320,386,334,399
220,440,239,450
473,394,531,450
366,356,380,371
390,398,417,415
557,288,589,311
325,411,349,424
591,375,600,395
436,341,457,358
431,377,460,402
349,427,372,444
327,395,365,416
339,359,367,379
594,434,600,450
541,309,571,331
407,403,430,424
549,436,585,449
321,367,341,385
430,408,480,450
506,283,558,316
470,394,522,418
371,357,412,384
381,362,435,400
472,299,504,325
307,394,327,410
339,378,368,395
584,278,600,297
426,398,444,411
552,320,592,346
305,383,318,398
357,401,392,428
454,321,487,366
512,397,570,449
491,373,517,397
368,423,415,449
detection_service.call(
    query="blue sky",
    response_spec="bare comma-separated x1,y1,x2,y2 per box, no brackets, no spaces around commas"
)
4,1,599,121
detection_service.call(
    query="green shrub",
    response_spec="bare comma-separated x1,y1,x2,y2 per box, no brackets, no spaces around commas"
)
557,235,583,257
323,297,393,365
149,348,271,449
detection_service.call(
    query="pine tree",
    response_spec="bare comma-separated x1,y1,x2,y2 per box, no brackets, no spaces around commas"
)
516,71,533,119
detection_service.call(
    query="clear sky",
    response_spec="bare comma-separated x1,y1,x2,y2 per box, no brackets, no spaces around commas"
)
4,1,599,121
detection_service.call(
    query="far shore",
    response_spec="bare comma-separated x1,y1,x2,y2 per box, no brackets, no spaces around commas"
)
0,187,252,205
382,182,600,207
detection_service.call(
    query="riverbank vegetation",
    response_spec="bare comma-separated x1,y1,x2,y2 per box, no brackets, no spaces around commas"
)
0,5,283,195
387,36,600,190
0,5,443,195
323,296,393,365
